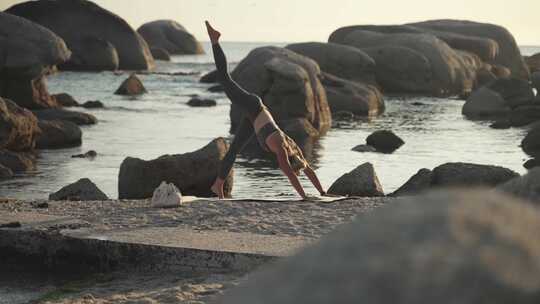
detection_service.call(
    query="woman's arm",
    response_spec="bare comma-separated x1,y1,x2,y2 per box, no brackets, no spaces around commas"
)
304,166,326,196
212,118,254,198
276,147,307,199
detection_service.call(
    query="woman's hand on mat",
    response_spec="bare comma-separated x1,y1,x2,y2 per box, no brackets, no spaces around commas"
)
211,177,225,199
205,21,221,44
319,190,327,196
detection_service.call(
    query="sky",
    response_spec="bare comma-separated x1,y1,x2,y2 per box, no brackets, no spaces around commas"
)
1,0,539,45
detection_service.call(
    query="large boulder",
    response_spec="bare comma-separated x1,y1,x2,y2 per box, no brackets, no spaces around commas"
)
462,87,510,118
60,36,120,71
7,0,154,71
137,20,204,55
0,12,70,109
36,120,82,149
498,168,540,204
366,130,405,153
0,98,39,151
0,149,35,173
390,168,433,197
49,178,108,201
525,53,540,74
0,164,13,179
522,122,540,158
150,47,170,61
114,73,147,95
327,162,384,197
409,20,529,79
286,42,376,83
431,162,519,187
531,71,540,91
320,73,384,116
217,189,540,304
118,138,233,199
329,25,478,96
485,78,534,108
53,93,79,107
230,47,332,142
32,109,97,125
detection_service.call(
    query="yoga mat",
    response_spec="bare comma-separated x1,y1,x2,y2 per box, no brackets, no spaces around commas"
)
181,195,350,204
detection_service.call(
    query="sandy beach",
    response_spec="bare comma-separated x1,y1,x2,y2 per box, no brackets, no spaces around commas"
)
0,197,392,303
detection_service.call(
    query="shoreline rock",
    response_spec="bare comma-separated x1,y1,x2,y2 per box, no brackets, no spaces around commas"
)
7,0,154,71
49,178,109,201
328,162,384,197
118,138,233,199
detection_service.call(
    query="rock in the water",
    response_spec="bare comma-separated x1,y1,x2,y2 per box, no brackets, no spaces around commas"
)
137,20,204,55
390,168,433,197
351,144,377,153
333,111,355,121
49,178,108,201
0,149,35,173
522,122,540,158
208,84,224,92
200,70,218,83
230,47,331,144
82,100,104,109
525,53,540,73
523,159,539,170
462,87,509,118
150,47,171,61
498,168,540,203
409,20,530,79
531,71,540,91
187,98,217,107
0,12,70,109
475,65,497,88
7,0,154,70
508,105,540,127
217,189,540,304
151,181,183,208
490,120,511,129
286,42,376,83
320,73,384,116
0,164,13,179
115,74,147,95
485,78,534,108
118,138,233,199
60,36,120,71
33,109,97,125
431,162,519,187
330,24,478,96
366,130,404,153
71,150,97,159
280,118,320,143
53,93,79,107
36,120,82,149
327,163,384,197
0,98,39,151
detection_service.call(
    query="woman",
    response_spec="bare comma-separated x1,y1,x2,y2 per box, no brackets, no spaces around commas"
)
206,21,326,200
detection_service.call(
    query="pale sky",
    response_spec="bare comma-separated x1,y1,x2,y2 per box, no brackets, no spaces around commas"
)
1,0,539,45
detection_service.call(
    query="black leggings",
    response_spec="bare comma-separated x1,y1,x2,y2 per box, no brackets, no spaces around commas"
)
212,42,263,180
212,43,263,120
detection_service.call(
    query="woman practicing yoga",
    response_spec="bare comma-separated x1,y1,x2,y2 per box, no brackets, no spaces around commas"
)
206,21,326,200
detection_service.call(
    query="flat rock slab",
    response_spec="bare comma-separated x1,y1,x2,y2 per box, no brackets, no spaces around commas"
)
66,227,311,257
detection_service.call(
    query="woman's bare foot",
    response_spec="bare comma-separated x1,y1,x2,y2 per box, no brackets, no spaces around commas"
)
205,21,221,44
211,177,225,199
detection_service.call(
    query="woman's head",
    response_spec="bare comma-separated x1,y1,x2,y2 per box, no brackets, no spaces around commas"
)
283,135,308,175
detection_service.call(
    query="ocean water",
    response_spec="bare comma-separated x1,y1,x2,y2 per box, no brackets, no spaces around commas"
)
0,42,537,200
